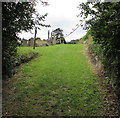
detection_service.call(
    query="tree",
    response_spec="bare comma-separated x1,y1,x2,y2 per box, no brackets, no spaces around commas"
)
61,37,67,44
2,1,49,78
52,28,66,44
78,2,120,95
53,28,64,40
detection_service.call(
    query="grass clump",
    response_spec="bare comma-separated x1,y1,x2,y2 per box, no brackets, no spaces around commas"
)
15,47,39,66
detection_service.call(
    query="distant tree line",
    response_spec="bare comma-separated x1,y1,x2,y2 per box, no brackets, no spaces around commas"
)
67,39,80,44
20,28,66,47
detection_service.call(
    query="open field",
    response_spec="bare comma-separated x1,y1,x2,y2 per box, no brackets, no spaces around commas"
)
3,44,104,116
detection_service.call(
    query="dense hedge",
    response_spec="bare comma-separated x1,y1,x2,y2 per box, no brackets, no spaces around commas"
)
89,3,120,91
80,30,91,41
89,43,119,82
15,52,39,67
2,2,47,78
88,42,120,101
2,2,35,78
79,2,120,99
2,32,18,78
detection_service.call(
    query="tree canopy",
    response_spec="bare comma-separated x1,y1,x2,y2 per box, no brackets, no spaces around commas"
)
52,28,64,39
78,1,120,95
52,28,66,44
2,1,49,77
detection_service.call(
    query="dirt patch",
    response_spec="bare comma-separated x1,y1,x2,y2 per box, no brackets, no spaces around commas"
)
2,71,23,116
84,45,119,116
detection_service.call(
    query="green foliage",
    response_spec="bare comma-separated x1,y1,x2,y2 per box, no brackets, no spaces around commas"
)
16,49,39,67
79,2,120,94
52,28,66,43
67,39,80,44
53,28,64,38
3,45,103,116
2,2,48,78
80,30,91,41
61,37,67,44
2,35,18,77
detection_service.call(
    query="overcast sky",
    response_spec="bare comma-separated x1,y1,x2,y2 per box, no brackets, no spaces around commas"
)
18,0,87,42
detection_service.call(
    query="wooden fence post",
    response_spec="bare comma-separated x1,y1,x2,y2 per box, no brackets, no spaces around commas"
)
33,27,37,49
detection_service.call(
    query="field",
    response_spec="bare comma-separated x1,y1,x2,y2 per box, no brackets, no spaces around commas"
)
3,44,104,116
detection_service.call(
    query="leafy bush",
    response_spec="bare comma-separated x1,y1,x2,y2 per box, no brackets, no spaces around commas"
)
80,30,91,41
15,52,39,67
2,2,48,78
2,33,18,78
79,2,120,99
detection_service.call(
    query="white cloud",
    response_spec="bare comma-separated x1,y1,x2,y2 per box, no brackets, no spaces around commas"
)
18,0,87,42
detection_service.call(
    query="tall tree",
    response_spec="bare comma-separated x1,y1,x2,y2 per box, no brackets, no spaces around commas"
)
52,28,64,40
2,1,49,77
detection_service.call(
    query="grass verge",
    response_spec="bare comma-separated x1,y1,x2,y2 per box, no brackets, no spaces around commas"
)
15,47,39,67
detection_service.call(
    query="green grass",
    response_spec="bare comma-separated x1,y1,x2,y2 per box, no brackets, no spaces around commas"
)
17,47,38,55
3,44,104,116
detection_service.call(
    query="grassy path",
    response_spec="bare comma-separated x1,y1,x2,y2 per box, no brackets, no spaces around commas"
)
3,44,103,116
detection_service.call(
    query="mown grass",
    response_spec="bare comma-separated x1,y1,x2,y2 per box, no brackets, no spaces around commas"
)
3,44,104,116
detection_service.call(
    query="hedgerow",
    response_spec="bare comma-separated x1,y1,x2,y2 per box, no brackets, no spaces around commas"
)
79,2,120,99
2,2,48,78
